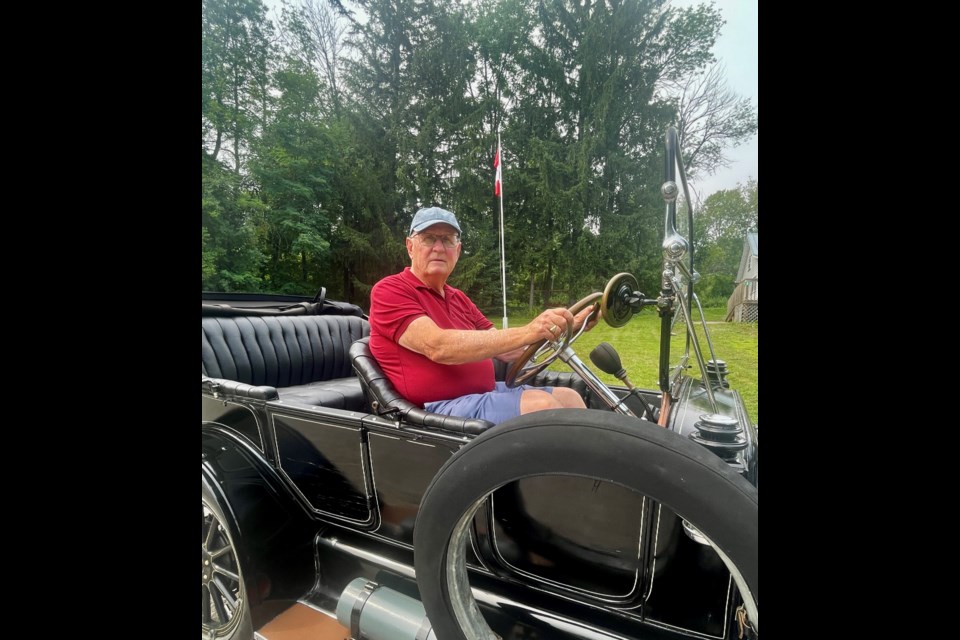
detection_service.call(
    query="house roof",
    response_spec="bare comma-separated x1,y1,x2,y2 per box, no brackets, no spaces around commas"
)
736,233,758,282
747,232,758,257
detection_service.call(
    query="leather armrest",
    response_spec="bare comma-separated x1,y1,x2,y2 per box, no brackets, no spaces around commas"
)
349,338,494,436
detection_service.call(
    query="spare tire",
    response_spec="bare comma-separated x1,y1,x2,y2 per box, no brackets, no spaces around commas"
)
413,409,758,639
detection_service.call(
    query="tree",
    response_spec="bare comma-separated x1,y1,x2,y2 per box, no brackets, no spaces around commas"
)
202,151,267,291
693,178,757,301
282,0,349,114
669,62,757,182
500,0,725,304
324,0,497,303
201,0,757,309
202,0,276,292
202,0,275,172
250,58,336,293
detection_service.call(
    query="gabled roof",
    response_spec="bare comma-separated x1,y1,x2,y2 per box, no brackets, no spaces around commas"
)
736,233,758,282
746,232,758,257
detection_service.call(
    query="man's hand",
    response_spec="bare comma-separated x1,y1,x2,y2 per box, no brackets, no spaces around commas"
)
523,304,602,346
497,304,601,361
402,304,602,366
574,303,601,333
493,307,573,362
525,307,577,344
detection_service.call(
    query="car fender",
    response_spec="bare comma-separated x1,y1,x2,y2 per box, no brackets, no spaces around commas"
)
202,426,317,625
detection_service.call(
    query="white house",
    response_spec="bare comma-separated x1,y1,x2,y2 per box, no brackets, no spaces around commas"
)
726,233,758,322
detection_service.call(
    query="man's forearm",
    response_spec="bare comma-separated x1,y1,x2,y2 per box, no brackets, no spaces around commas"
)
419,327,534,364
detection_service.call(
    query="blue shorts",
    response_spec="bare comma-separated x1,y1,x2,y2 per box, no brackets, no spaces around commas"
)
425,381,554,425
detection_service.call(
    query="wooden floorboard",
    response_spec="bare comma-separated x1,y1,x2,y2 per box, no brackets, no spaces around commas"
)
255,602,350,640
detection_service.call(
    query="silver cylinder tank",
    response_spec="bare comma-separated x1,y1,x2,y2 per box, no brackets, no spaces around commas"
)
336,577,437,640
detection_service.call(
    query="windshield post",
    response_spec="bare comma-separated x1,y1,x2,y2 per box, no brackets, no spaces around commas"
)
658,128,681,393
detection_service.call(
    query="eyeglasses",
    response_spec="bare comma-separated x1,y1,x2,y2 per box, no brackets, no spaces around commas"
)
415,233,460,249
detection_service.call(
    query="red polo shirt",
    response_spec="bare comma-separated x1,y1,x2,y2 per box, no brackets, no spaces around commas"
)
369,268,495,407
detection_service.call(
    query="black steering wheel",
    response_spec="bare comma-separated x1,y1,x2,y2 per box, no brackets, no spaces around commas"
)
504,293,602,387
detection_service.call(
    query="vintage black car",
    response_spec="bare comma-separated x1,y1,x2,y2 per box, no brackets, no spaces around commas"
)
201,128,758,640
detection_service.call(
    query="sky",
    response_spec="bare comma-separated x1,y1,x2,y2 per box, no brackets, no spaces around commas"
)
670,0,758,201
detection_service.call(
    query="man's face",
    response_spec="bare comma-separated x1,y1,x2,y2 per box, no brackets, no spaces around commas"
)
406,223,462,284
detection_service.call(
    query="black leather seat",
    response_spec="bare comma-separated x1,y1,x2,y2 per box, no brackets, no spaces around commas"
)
349,338,594,436
202,315,370,410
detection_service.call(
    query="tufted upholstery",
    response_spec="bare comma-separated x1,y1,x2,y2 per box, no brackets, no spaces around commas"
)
202,315,370,410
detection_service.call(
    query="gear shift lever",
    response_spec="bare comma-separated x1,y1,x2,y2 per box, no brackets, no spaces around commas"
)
590,342,656,421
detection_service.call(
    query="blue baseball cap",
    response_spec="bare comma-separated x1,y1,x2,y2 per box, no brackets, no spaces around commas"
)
409,207,462,235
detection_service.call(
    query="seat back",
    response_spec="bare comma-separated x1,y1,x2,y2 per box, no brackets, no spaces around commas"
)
349,338,495,436
202,315,369,387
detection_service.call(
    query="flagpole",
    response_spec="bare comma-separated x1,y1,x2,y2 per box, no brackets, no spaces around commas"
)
498,133,508,329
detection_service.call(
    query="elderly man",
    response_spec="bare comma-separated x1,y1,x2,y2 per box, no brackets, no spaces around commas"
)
369,206,596,424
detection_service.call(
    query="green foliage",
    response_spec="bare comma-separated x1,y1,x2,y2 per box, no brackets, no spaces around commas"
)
201,0,758,311
250,59,336,292
202,0,275,171
202,152,267,291
693,178,758,295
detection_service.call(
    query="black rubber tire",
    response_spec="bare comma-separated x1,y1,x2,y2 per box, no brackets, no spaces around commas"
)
413,409,758,640
202,478,253,640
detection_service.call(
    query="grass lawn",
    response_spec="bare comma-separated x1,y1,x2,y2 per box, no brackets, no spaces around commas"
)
487,307,758,424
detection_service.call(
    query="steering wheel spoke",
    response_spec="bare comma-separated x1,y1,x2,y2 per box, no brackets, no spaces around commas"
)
532,341,557,360
504,293,602,387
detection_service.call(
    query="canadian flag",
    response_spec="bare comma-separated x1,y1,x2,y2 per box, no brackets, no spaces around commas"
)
494,144,502,197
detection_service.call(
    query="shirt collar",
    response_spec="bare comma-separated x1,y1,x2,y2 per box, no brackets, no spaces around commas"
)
402,267,450,296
